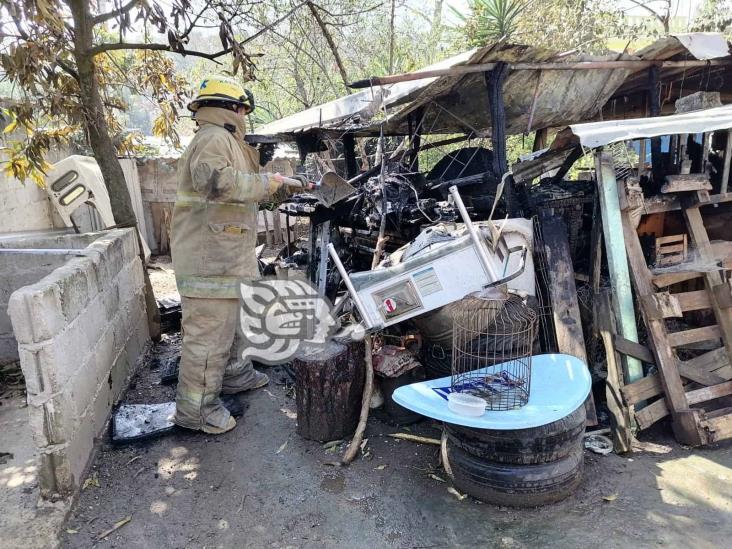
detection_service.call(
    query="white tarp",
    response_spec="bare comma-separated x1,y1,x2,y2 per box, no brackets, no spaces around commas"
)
570,104,732,148
672,32,730,60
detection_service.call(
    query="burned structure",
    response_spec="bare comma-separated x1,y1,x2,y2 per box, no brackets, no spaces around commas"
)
246,33,732,504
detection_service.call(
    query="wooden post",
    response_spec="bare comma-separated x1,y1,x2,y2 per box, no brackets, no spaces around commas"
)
721,130,732,194
595,291,633,453
263,211,273,246
272,210,283,246
648,67,664,186
541,214,598,426
343,132,358,179
594,152,643,382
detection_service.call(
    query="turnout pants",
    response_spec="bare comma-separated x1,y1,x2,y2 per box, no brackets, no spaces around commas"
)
174,296,259,430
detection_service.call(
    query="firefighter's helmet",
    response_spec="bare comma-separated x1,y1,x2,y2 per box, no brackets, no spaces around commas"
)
187,75,255,114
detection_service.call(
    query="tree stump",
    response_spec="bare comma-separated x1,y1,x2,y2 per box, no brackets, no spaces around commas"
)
294,340,365,441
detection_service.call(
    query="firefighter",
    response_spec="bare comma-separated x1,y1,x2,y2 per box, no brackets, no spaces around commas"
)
171,75,306,434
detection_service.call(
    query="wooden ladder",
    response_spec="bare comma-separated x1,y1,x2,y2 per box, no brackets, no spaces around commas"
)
619,179,732,446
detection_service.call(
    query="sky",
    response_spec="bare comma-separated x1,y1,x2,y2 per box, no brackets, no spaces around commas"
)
443,0,705,19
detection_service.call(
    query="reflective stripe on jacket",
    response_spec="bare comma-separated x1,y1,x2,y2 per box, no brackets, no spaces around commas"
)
171,107,277,298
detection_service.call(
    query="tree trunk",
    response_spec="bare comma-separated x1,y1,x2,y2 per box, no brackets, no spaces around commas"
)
69,0,161,341
294,340,365,441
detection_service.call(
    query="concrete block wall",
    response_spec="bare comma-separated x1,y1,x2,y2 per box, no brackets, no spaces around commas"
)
7,228,150,498
0,232,101,367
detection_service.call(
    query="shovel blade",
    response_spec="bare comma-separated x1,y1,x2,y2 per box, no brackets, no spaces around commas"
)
313,171,356,207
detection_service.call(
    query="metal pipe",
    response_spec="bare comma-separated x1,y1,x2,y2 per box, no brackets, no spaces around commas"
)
0,248,84,255
327,243,375,329
448,185,499,280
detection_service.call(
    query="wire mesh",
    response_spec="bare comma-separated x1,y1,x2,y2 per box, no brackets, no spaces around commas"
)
451,292,537,411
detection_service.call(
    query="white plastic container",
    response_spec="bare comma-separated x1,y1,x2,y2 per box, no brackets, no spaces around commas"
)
447,393,487,417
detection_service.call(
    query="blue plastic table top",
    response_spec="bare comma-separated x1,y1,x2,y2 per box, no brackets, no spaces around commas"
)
392,353,591,430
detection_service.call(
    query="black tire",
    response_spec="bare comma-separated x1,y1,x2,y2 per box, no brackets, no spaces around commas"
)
446,441,584,507
445,404,586,464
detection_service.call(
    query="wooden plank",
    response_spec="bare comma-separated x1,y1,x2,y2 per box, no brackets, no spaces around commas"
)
595,153,643,382
653,270,703,288
596,292,634,452
704,411,732,443
641,293,683,319
642,192,732,214
688,347,731,374
621,375,663,405
541,214,598,426
636,380,732,430
613,335,655,364
621,361,727,406
661,174,712,194
675,290,712,312
682,206,732,360
668,325,722,348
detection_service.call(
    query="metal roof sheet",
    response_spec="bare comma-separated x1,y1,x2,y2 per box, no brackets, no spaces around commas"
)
569,104,732,148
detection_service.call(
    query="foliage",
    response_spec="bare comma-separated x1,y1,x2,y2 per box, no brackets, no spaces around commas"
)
448,0,530,44
0,0,264,185
691,0,732,38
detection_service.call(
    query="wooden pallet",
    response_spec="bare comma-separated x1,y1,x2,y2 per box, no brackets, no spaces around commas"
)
619,180,732,446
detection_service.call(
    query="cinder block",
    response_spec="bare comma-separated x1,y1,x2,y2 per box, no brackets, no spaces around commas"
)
64,407,96,490
91,234,125,282
52,263,90,322
72,294,107,352
92,323,117,373
66,355,104,417
89,370,116,435
118,228,140,262
16,345,45,396
19,330,91,393
67,255,101,297
38,450,75,498
27,392,77,448
102,283,120,320
8,283,65,344
109,345,132,403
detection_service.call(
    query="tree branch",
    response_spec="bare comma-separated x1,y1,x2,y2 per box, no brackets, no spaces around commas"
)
93,0,142,26
88,42,224,63
627,0,669,29
56,58,80,81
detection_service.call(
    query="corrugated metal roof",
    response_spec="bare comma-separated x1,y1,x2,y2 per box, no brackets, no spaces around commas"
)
255,34,732,140
570,104,732,148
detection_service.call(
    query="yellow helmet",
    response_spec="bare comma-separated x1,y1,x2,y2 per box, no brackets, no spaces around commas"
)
187,75,255,113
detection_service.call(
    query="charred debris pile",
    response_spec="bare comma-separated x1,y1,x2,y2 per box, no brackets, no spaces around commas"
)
249,36,732,455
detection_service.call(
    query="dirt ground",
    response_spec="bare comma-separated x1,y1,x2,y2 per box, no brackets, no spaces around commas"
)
55,333,732,549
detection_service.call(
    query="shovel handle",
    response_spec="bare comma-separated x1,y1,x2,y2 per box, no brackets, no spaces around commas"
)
279,175,314,189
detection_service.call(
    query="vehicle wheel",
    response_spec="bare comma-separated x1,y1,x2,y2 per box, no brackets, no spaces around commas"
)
444,404,586,464
445,441,584,507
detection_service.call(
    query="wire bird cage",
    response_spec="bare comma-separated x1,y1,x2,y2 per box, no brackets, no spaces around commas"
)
451,292,538,411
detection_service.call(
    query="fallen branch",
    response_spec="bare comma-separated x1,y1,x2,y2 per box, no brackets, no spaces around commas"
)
388,433,441,445
97,516,132,540
341,335,374,465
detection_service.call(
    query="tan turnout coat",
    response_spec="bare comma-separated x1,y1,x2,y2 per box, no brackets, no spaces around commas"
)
171,107,277,298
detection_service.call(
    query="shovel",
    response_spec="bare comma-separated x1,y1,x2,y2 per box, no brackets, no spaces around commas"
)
280,170,356,208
